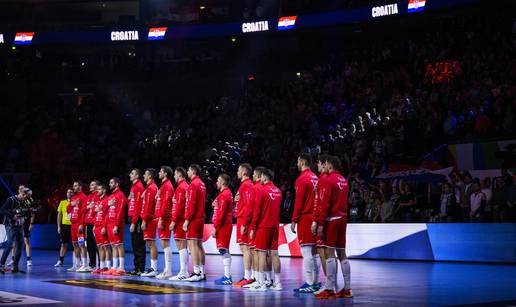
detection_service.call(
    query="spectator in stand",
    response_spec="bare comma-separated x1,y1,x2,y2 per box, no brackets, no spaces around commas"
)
380,193,396,223
438,183,460,222
470,183,487,222
398,184,415,223
364,190,381,223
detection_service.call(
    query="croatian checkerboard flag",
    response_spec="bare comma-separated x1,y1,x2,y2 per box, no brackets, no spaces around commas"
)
14,32,34,45
407,0,426,13
278,16,297,30
148,27,167,40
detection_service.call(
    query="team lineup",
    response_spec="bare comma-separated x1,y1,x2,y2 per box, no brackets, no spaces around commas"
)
61,154,352,299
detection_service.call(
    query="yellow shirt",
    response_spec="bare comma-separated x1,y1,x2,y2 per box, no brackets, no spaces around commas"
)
57,199,72,225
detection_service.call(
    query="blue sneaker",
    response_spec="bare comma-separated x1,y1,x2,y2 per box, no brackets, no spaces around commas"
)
313,282,322,291
294,283,314,293
214,276,233,285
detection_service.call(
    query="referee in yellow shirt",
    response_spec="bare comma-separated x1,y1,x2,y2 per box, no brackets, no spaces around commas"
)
55,188,73,267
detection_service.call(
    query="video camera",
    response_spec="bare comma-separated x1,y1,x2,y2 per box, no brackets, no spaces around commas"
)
12,199,41,219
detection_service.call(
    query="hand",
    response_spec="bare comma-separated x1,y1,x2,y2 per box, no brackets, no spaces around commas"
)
114,226,118,235
158,219,164,230
57,227,61,234
169,221,175,231
101,227,106,235
183,220,189,232
311,222,318,236
78,225,84,234
130,224,135,233
211,228,216,238
212,200,218,208
317,225,324,239
290,222,297,234
29,224,33,232
141,221,147,231
249,229,255,240
241,225,247,235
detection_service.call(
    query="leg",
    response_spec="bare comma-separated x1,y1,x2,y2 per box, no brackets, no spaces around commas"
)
160,239,172,274
0,227,15,266
117,244,125,271
324,247,338,292
240,244,252,279
270,250,281,286
13,229,24,268
317,247,327,275
337,249,351,291
134,220,146,272
257,250,267,287
105,245,112,268
24,237,31,260
175,239,189,276
300,245,315,285
86,225,97,268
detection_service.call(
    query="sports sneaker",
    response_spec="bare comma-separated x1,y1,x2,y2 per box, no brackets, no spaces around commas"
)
6,260,14,267
83,266,93,272
141,268,158,278
156,272,173,280
313,282,322,291
169,274,189,281
67,266,78,272
265,280,273,288
27,260,33,267
336,288,353,298
76,266,88,273
12,267,25,274
54,260,64,268
214,276,233,285
91,268,103,275
101,268,118,275
242,280,258,289
112,270,126,276
233,278,250,287
271,282,283,291
184,272,203,282
314,289,336,300
249,283,268,291
126,270,140,276
294,283,315,293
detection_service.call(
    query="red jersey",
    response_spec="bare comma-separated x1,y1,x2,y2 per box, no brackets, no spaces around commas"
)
292,169,319,223
128,180,145,224
85,192,100,225
235,178,254,221
155,179,174,220
94,195,109,227
140,181,158,222
212,188,234,230
247,181,262,226
251,182,282,230
313,173,327,223
171,179,188,223
69,192,87,224
107,188,127,224
184,176,206,221
317,171,349,223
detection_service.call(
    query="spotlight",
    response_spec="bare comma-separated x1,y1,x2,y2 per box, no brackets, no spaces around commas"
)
74,87,79,92
296,72,301,77
11,46,16,51
231,37,236,42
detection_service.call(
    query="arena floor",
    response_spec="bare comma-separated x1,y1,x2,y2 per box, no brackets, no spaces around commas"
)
1,250,516,306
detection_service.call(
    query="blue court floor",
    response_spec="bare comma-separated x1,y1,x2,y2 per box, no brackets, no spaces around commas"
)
1,250,516,306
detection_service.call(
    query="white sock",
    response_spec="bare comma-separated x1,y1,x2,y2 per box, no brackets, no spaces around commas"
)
325,258,337,291
250,269,255,280
73,256,78,267
193,265,200,274
274,273,281,284
112,257,119,270
257,272,264,285
265,271,271,281
222,253,231,278
106,260,111,268
179,249,189,275
199,265,205,274
119,257,124,271
340,259,351,290
151,259,158,271
81,257,87,267
313,254,321,284
301,246,315,285
164,247,172,273
244,269,251,280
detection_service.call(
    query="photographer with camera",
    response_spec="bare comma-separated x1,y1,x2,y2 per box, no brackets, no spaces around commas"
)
0,186,30,273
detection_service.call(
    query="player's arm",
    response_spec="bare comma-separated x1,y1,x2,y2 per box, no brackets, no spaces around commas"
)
131,188,143,225
292,179,307,224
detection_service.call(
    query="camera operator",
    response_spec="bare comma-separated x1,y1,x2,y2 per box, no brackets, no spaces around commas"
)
0,187,30,273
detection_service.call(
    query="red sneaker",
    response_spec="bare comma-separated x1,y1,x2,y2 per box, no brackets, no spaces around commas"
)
336,288,353,298
101,268,117,275
314,289,336,300
112,270,126,276
234,278,254,287
91,268,103,275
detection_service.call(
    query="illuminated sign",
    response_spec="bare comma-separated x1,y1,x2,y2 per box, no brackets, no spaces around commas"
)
278,16,297,30
0,34,4,44
148,27,167,40
14,32,34,45
242,21,269,33
110,31,139,41
371,3,399,18
408,0,426,13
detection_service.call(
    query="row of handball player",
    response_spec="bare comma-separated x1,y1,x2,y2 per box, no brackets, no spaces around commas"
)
61,154,351,299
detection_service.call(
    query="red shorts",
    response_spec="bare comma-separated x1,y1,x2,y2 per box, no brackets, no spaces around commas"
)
143,219,158,241
71,223,85,243
173,219,187,240
216,223,233,250
254,227,278,252
186,218,204,240
297,214,316,246
321,218,347,249
107,222,124,245
236,219,249,245
94,225,109,246
158,219,172,240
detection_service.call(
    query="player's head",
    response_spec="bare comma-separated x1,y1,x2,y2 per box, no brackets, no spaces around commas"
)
90,180,100,192
317,155,328,174
159,165,173,181
217,173,230,190
66,187,74,199
174,167,186,183
325,155,341,172
188,164,201,179
144,168,156,184
130,168,142,182
97,183,107,197
253,166,266,183
73,180,84,193
297,153,311,171
237,163,252,180
261,169,274,184
18,185,26,194
109,177,120,191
